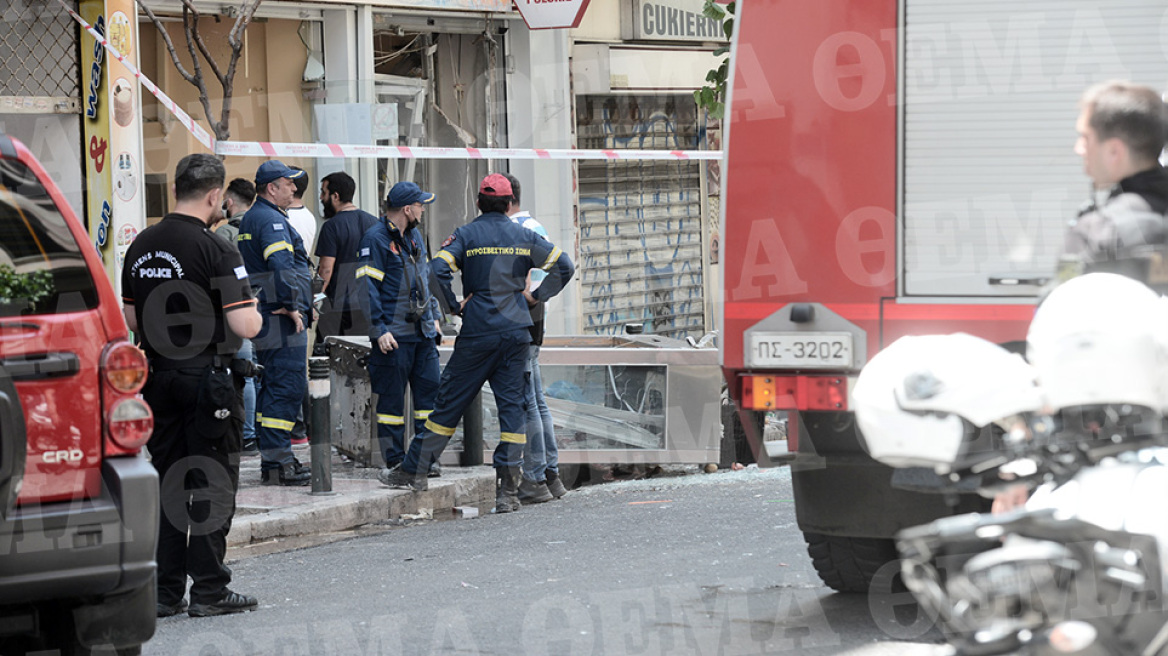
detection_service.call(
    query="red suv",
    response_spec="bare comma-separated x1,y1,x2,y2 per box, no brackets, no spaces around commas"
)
0,134,157,654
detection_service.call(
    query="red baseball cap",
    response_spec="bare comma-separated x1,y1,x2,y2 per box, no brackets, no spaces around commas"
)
479,173,513,197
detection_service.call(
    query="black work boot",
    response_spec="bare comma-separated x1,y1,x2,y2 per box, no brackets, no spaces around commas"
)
379,463,427,492
495,467,521,514
261,463,310,486
187,590,258,617
517,477,553,504
157,599,188,618
545,469,569,499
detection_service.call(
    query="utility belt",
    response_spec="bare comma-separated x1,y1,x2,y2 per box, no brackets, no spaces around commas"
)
150,354,264,379
150,353,262,442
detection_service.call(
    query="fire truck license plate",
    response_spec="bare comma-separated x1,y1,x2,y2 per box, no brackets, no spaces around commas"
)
749,333,853,368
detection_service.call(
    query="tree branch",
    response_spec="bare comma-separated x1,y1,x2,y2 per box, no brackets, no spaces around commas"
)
133,0,198,86
182,0,226,87
220,1,261,138
181,5,219,139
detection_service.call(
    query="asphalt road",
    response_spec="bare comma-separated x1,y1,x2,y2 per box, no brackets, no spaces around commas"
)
147,466,951,655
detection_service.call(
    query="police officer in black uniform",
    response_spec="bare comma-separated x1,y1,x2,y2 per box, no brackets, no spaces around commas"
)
381,173,574,514
122,153,263,618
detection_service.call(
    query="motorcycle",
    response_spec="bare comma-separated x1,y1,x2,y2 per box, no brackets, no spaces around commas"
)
852,273,1168,655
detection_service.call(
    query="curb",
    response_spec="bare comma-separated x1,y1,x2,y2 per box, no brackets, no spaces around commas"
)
227,468,496,548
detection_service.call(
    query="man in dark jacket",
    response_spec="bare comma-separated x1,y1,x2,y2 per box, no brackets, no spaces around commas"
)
1060,81,1168,292
237,160,313,486
380,174,574,514
358,181,443,473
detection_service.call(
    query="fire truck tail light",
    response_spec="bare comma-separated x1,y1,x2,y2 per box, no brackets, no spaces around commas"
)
741,375,777,409
741,375,848,411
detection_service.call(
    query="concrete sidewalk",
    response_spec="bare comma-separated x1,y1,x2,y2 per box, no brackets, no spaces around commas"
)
228,445,496,550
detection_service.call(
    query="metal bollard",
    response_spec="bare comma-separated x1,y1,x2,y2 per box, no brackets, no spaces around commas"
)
308,356,334,495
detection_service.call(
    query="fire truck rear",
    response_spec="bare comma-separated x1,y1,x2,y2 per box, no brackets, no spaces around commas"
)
720,0,1168,591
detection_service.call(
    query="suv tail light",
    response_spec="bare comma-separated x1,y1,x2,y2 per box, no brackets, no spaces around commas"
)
741,375,849,411
103,341,148,393
101,340,153,455
107,397,153,450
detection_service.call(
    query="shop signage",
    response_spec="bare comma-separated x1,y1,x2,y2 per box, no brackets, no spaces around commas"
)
513,0,592,30
80,0,145,295
621,0,729,42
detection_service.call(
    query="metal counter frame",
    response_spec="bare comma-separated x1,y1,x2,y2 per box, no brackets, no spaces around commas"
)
326,335,722,468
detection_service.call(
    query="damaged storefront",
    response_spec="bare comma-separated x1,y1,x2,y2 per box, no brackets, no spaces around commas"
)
570,0,722,340
364,7,511,254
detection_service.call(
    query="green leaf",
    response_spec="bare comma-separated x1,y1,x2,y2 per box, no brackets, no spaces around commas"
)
700,87,716,106
710,102,725,120
713,44,730,57
723,17,734,38
702,0,725,21
0,264,53,308
693,89,702,105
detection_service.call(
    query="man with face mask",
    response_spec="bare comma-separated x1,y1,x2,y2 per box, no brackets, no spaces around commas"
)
314,171,379,341
357,181,444,474
238,160,313,486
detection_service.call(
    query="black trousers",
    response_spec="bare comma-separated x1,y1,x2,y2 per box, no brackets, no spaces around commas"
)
145,367,242,606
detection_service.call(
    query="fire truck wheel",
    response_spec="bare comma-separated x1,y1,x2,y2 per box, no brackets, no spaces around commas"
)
803,532,903,594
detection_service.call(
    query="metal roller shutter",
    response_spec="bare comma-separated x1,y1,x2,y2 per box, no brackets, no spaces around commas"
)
576,94,706,338
903,0,1168,296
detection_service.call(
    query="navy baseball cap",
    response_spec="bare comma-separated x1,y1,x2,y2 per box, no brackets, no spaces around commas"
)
255,160,306,186
387,181,436,208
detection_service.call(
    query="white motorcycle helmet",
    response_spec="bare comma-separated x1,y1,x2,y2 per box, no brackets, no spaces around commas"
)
853,333,1043,472
1027,273,1168,414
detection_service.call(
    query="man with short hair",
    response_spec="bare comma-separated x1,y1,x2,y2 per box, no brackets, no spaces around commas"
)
380,173,574,514
214,177,259,452
215,178,256,242
238,160,313,486
1059,81,1168,291
315,171,379,340
502,173,566,503
122,153,261,617
359,181,443,472
286,165,317,258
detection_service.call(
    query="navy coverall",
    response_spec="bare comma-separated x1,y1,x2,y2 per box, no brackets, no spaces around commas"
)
358,219,442,467
401,211,574,474
237,196,313,474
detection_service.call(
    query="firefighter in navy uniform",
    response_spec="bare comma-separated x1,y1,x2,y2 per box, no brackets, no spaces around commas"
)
121,153,262,617
358,181,443,474
237,160,314,486
380,174,574,513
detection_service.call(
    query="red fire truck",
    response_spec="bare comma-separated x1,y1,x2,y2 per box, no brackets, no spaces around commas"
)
720,0,1168,591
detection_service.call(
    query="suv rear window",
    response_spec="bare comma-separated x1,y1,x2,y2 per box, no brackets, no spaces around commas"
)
0,158,99,317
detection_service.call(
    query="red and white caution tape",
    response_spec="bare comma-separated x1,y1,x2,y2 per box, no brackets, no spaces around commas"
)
58,0,216,150
215,141,721,161
62,0,720,162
